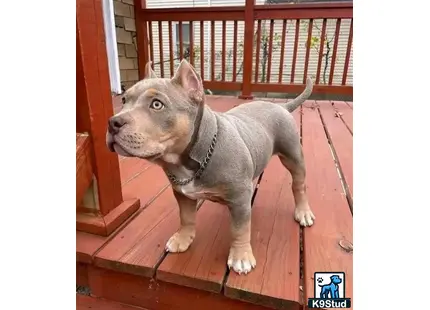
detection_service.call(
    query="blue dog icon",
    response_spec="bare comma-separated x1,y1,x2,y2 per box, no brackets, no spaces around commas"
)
319,275,342,299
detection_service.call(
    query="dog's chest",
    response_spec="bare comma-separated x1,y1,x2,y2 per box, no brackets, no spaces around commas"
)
175,183,225,203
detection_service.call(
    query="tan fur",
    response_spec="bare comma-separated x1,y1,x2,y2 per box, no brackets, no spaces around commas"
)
279,156,315,226
145,88,158,97
228,219,256,274
166,192,198,253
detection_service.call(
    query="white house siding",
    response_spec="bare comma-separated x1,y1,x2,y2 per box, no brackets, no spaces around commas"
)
146,0,353,87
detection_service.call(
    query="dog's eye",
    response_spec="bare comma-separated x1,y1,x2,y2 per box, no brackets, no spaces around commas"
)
150,100,164,110
121,97,126,104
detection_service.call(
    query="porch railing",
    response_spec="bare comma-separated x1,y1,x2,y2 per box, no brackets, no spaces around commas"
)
134,0,353,98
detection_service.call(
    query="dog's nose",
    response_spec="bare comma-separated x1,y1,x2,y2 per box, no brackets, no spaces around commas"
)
108,115,127,134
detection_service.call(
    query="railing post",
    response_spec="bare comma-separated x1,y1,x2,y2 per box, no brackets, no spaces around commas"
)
239,0,255,100
134,0,150,80
76,0,140,236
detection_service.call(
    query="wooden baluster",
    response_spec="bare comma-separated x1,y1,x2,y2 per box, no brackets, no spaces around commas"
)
254,20,262,83
168,20,174,77
189,21,194,66
239,0,255,99
278,19,287,84
200,20,205,80
233,20,238,82
158,21,164,77
342,19,353,85
316,18,327,84
267,19,274,83
303,18,313,83
211,20,215,81
133,0,149,79
179,21,184,60
329,18,341,85
222,20,226,81
290,19,300,83
148,21,154,68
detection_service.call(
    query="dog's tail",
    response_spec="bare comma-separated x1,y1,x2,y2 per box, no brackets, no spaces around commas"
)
283,77,313,113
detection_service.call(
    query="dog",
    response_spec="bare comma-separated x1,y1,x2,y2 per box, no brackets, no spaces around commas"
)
106,59,315,275
319,275,342,299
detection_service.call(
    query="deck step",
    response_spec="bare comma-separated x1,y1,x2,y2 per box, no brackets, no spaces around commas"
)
77,294,148,310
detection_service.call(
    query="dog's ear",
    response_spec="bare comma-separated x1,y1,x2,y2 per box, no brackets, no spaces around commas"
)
144,61,158,79
171,59,204,103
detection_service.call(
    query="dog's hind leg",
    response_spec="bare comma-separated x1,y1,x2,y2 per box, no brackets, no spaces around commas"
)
278,147,315,227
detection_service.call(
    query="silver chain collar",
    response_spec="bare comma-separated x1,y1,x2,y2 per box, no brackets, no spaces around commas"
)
166,133,218,186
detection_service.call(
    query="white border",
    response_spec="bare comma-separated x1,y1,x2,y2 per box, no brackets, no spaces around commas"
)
0,1,429,310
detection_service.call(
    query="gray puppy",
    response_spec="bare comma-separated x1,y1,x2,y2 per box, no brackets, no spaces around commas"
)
106,60,315,275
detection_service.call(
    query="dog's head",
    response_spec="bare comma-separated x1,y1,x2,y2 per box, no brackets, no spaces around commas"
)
330,275,342,285
106,59,205,163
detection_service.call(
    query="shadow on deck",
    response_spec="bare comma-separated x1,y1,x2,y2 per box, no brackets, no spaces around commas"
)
77,95,353,310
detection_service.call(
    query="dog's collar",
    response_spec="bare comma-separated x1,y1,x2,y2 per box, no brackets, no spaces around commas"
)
166,107,218,186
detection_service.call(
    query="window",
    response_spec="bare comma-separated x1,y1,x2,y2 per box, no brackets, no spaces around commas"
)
175,22,191,58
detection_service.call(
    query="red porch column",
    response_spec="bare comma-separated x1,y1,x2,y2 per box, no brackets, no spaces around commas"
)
76,0,140,236
239,0,255,100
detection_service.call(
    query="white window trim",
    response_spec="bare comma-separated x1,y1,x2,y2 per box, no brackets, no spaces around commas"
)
101,0,121,94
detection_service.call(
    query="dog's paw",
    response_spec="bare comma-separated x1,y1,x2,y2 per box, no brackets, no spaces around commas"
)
165,230,195,253
227,245,256,275
294,208,315,227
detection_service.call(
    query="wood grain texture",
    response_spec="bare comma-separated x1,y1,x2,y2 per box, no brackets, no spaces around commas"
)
224,158,300,310
239,0,255,99
94,188,177,277
301,102,353,308
76,230,108,263
76,199,140,236
119,158,151,185
76,134,93,206
332,101,353,135
88,266,270,310
121,164,170,207
77,294,147,310
156,201,231,293
318,101,353,201
77,0,123,215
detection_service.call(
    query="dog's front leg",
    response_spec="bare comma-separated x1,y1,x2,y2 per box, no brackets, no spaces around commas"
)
227,195,256,275
165,190,198,253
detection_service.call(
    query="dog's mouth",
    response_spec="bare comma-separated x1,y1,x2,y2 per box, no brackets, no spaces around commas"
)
107,135,162,161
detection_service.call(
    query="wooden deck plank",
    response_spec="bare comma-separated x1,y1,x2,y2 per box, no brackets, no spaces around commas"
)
77,163,168,264
224,107,302,310
345,101,353,109
301,102,353,308
121,164,169,206
156,201,231,293
76,231,108,264
332,101,353,135
318,101,353,202
94,187,176,277
77,294,147,310
119,158,151,185
76,133,93,206
225,158,301,310
157,178,259,293
89,266,271,310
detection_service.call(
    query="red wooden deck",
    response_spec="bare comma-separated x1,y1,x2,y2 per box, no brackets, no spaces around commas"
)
76,95,353,310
